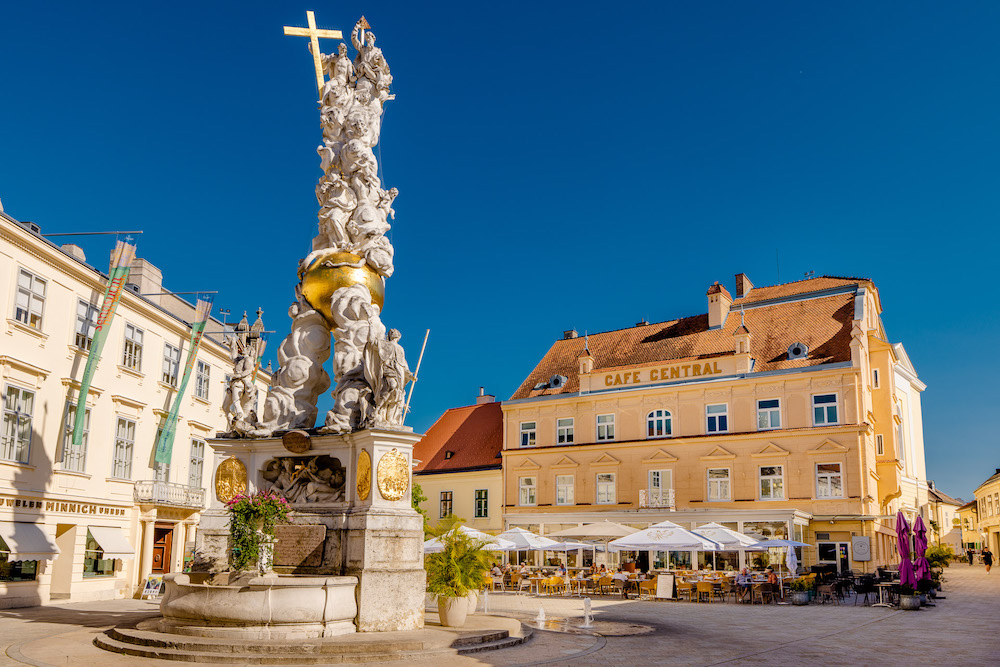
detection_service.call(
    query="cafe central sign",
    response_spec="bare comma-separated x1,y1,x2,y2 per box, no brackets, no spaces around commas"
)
601,360,726,388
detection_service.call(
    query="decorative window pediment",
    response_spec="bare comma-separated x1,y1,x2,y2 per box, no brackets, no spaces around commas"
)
552,455,579,470
700,446,736,461
591,452,620,467
751,442,790,459
808,439,849,455
515,457,541,471
642,449,678,464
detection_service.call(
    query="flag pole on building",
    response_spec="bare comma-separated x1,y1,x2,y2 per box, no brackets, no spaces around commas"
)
68,239,136,457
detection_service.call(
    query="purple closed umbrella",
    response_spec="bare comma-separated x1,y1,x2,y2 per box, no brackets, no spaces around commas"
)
896,511,916,588
913,516,931,583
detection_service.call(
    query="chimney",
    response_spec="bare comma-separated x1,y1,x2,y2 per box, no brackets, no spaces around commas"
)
578,344,594,375
563,329,578,339
735,273,754,298
60,244,87,262
124,257,163,305
476,387,495,404
707,281,732,329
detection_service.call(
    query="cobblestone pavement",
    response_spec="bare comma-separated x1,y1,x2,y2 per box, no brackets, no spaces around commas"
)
2,566,998,666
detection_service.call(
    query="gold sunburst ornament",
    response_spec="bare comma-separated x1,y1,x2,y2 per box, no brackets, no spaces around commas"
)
376,448,409,501
357,449,372,501
215,457,248,503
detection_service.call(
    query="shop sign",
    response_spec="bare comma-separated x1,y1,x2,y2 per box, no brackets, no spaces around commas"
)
0,494,128,517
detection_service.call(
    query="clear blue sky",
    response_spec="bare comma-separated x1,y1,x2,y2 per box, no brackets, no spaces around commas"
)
2,1,997,498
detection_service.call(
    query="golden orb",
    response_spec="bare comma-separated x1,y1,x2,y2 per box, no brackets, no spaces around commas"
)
299,250,385,328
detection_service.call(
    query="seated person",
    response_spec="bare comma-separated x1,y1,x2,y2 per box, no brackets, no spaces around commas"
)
736,567,752,599
557,563,567,576
490,563,503,578
598,564,608,576
766,567,778,585
519,562,531,576
612,568,628,581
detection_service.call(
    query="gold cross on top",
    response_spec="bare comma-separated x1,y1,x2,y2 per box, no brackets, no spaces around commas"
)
283,11,344,94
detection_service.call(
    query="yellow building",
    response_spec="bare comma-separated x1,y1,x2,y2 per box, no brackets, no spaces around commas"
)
501,274,928,573
973,468,1000,555
413,391,503,535
957,500,980,551
0,208,270,607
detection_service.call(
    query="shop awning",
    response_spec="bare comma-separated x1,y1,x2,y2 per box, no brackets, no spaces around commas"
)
0,521,60,560
88,526,135,560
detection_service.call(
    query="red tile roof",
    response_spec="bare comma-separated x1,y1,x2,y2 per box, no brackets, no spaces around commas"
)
707,281,732,298
733,276,869,305
511,276,861,400
413,401,503,473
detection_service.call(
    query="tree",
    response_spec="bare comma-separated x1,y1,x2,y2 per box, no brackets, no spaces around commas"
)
411,481,429,532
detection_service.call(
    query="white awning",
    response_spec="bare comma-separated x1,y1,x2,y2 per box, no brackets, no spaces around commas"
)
0,521,60,560
88,526,135,560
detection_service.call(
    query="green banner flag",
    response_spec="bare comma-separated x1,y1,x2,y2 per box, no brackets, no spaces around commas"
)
154,298,213,465
69,240,136,455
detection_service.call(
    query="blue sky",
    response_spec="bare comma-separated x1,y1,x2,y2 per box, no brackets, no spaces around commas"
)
2,1,997,498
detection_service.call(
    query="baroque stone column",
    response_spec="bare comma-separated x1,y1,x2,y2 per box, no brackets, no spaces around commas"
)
139,516,156,584
342,429,424,632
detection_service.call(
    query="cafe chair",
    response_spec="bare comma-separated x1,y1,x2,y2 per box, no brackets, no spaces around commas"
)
816,583,838,605
597,576,614,595
638,579,657,600
696,581,714,603
676,581,693,601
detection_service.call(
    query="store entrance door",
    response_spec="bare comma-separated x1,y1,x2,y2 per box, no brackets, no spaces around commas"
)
151,524,174,575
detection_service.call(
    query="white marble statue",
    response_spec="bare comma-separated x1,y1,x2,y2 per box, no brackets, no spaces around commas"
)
222,310,265,436
256,18,413,437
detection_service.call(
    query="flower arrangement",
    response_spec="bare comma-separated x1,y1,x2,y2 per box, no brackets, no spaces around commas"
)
226,491,292,572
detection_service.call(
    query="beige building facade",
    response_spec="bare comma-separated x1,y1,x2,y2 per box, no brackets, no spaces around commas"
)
413,393,503,535
973,468,1000,556
0,209,269,608
502,274,929,573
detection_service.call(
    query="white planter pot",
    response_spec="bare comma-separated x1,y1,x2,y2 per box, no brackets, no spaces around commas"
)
465,590,480,615
437,596,469,628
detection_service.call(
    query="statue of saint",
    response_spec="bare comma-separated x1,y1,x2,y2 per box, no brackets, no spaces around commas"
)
364,328,414,428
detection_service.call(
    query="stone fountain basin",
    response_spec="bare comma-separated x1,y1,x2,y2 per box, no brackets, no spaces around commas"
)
156,572,359,639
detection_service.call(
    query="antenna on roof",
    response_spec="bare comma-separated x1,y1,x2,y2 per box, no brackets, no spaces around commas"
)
804,270,816,279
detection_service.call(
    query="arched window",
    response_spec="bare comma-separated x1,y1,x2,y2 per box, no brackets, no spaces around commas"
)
646,410,672,438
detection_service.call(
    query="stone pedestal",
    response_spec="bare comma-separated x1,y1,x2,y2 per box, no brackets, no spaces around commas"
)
199,428,425,633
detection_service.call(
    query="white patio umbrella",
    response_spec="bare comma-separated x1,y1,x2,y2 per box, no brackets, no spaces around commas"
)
496,527,562,550
693,522,766,570
423,525,517,554
546,540,592,552
753,539,812,548
548,521,639,540
607,520,722,553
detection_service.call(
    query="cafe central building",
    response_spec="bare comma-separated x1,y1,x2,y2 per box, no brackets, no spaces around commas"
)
501,274,929,572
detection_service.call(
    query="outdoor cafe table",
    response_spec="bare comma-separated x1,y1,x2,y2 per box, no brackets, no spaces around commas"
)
873,582,895,608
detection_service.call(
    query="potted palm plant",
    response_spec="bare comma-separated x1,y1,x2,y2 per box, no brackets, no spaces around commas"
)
425,527,491,628
789,578,811,606
898,583,921,610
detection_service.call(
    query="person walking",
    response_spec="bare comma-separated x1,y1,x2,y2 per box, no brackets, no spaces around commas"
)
967,548,976,566
983,547,993,574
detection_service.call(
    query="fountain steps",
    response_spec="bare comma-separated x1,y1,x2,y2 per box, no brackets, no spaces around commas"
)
93,617,530,664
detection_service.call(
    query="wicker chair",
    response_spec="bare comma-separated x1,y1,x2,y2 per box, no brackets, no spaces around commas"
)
597,576,614,595
696,581,714,603
638,579,657,600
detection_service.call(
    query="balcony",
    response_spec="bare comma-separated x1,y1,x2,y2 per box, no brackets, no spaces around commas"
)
133,481,206,509
638,488,675,510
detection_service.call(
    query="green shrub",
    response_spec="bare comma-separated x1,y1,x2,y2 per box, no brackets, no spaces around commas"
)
790,579,810,592
925,544,953,569
226,491,291,572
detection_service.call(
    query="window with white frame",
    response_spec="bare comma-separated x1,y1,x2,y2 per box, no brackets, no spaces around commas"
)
812,394,839,425
646,410,672,438
122,323,143,371
556,418,574,444
648,469,672,505
872,368,880,389
474,489,488,518
1,385,35,464
596,414,615,441
518,476,536,506
519,422,536,448
14,268,46,330
875,434,884,456
112,417,135,478
555,475,574,505
439,491,453,518
61,402,89,472
162,344,181,386
75,300,99,350
154,459,170,483
195,361,210,400
596,472,616,504
757,399,781,430
706,404,728,433
759,465,784,500
707,468,731,501
816,463,843,498
189,439,205,488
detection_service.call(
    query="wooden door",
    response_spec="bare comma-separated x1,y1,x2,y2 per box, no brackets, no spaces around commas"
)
151,526,174,575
